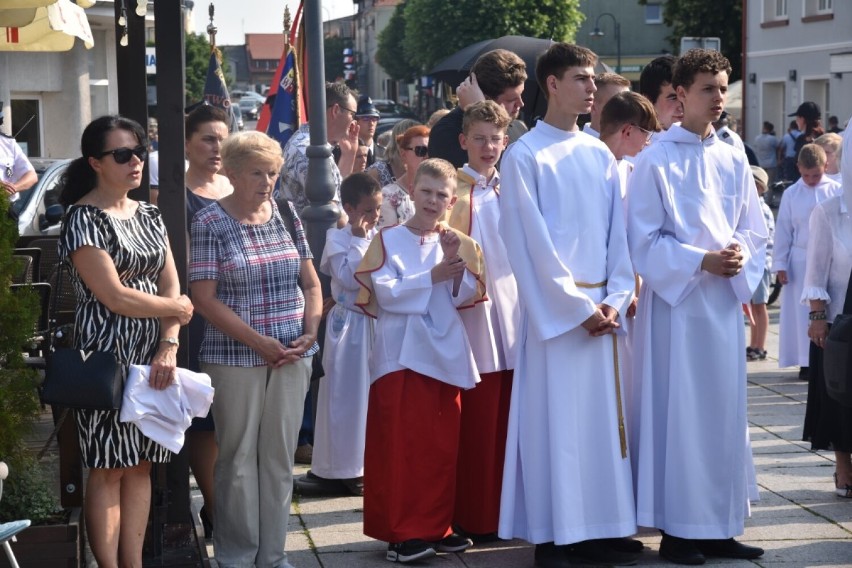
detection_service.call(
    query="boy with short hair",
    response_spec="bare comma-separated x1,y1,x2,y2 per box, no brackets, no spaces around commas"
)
638,54,684,133
429,49,527,167
356,159,486,564
295,173,382,497
814,132,843,183
583,72,631,138
773,143,841,379
599,91,661,198
747,166,775,362
498,43,639,568
445,100,519,539
627,48,768,564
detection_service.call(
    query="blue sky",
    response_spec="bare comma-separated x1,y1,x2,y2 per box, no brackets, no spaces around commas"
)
192,0,355,46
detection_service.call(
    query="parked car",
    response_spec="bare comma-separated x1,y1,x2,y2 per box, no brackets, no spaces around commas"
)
375,117,408,139
372,99,418,120
239,97,262,121
232,105,245,131
9,158,70,237
235,91,265,104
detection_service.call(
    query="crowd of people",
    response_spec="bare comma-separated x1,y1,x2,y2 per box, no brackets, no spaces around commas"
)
31,39,852,568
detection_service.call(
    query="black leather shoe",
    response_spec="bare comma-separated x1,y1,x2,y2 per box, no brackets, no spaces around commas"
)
695,538,764,559
600,536,644,553
293,470,348,496
453,525,502,543
659,534,706,565
534,542,572,568
566,539,639,566
340,476,364,496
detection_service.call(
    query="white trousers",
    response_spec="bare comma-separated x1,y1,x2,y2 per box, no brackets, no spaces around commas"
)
204,358,311,568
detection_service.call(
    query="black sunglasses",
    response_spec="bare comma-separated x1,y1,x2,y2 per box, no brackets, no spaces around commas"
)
97,145,148,164
409,145,428,158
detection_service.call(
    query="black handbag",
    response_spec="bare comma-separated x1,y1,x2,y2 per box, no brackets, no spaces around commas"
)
822,266,852,408
41,260,124,411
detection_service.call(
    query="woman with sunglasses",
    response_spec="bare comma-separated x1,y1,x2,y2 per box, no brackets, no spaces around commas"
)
377,124,430,228
58,115,194,568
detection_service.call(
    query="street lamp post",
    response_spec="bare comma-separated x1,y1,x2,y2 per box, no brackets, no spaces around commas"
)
302,0,339,264
590,12,621,75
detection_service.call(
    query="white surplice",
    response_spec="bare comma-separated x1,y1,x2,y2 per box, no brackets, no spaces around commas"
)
772,176,841,367
497,122,636,545
312,225,375,479
627,125,768,539
458,165,519,372
367,225,480,389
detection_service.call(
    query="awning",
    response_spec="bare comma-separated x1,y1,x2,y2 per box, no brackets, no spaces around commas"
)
0,0,94,51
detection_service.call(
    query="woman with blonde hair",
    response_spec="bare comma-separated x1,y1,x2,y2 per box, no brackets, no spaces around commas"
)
366,118,420,187
190,130,321,567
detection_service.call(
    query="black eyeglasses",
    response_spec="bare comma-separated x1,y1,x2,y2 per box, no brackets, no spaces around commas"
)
338,104,357,117
97,145,148,164
408,145,428,158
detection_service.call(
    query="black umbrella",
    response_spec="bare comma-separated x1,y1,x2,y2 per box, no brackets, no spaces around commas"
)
429,35,611,127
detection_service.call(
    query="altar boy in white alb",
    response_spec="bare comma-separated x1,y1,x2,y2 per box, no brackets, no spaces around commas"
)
498,43,639,568
627,49,767,565
297,173,383,497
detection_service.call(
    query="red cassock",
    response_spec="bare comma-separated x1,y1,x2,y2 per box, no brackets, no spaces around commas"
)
454,369,514,534
363,370,461,543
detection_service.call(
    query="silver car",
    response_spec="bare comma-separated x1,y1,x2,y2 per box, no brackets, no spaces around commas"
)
9,158,70,237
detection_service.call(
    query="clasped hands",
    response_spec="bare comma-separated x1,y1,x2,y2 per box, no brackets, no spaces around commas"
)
582,304,620,337
702,243,743,278
255,334,317,368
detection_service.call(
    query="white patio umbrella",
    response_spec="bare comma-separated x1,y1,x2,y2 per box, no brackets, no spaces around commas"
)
0,0,94,51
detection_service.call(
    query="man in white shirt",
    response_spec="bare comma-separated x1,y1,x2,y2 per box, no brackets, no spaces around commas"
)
0,107,37,204
627,48,767,565
499,42,638,568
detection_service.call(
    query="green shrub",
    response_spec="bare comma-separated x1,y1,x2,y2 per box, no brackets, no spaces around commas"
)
0,193,57,524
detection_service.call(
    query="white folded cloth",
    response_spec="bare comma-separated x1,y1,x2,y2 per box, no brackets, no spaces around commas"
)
119,365,214,453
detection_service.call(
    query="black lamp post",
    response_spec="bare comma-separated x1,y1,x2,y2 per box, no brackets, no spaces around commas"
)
590,12,621,74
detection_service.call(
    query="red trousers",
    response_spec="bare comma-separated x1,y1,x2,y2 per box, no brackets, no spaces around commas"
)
363,370,461,543
454,370,513,534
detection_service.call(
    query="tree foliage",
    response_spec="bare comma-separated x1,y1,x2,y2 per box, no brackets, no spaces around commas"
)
640,0,742,81
402,0,584,72
376,3,419,81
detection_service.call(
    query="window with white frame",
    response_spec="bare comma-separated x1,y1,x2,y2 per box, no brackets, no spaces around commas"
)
645,3,662,24
805,0,833,16
764,0,787,20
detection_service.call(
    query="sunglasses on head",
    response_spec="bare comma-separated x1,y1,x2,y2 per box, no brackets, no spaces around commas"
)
97,145,148,164
409,145,428,158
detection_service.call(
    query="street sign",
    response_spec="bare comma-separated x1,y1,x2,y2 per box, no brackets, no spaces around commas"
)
680,37,721,52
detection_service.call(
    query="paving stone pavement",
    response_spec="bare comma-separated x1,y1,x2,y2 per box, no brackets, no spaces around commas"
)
199,305,852,567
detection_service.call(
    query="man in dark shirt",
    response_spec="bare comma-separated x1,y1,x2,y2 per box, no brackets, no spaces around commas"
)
428,49,527,167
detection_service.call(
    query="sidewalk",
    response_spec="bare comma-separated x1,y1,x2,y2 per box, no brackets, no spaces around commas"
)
200,304,852,566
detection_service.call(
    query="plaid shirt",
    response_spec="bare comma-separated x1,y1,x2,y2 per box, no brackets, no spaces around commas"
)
189,200,319,367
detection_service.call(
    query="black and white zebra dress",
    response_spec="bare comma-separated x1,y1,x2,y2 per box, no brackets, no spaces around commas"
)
58,203,172,468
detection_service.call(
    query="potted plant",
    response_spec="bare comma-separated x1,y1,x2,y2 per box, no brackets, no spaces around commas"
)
0,193,82,568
